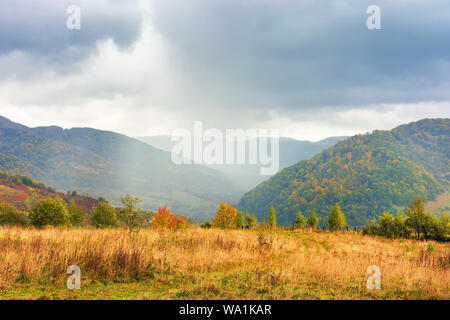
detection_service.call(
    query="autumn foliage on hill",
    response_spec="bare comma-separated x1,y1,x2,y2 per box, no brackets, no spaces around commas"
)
151,206,188,229
238,119,449,226
0,171,97,213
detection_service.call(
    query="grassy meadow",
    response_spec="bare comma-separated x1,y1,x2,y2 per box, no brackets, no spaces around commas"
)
0,226,448,300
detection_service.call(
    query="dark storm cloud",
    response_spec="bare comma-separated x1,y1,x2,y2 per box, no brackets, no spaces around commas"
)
0,0,142,66
150,0,450,110
0,0,449,136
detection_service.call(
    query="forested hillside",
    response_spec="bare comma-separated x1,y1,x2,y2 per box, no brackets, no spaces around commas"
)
238,119,449,226
0,116,239,219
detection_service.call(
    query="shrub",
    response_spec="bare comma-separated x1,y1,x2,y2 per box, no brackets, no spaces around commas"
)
0,203,29,226
200,221,212,229
68,199,86,227
91,202,119,228
29,197,69,228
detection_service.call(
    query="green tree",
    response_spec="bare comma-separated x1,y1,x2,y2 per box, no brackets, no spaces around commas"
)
91,202,119,228
235,211,245,228
377,212,397,238
327,203,346,231
433,213,449,241
306,210,319,229
68,199,86,227
0,203,29,226
245,212,257,228
393,213,407,238
267,206,277,228
294,211,306,228
117,194,149,233
29,197,69,228
405,196,428,240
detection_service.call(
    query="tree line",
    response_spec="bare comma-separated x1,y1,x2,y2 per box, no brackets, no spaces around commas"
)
1,191,447,242
203,197,448,242
362,196,448,241
0,194,189,232
202,201,345,231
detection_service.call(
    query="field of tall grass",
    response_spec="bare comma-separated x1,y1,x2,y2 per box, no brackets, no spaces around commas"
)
0,226,448,300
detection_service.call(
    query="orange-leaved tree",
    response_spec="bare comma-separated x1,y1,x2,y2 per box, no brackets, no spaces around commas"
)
211,202,238,229
151,206,188,229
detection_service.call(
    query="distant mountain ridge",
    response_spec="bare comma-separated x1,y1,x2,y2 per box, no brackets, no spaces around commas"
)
138,135,347,190
237,119,450,226
0,116,240,220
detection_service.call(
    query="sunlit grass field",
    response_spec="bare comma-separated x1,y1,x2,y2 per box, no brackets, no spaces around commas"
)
0,226,448,300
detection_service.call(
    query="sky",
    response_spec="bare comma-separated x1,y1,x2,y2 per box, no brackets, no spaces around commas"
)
0,0,449,141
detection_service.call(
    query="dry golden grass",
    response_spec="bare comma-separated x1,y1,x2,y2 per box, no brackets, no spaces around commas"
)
0,226,448,299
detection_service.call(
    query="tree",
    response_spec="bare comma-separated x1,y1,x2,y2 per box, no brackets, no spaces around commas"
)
405,196,428,240
245,212,257,228
377,212,397,238
117,194,150,233
404,196,449,241
327,203,346,231
306,210,319,229
68,199,86,226
235,211,245,228
0,203,29,226
394,213,408,238
29,197,69,228
23,192,38,211
91,202,119,228
267,206,277,228
433,213,449,241
211,202,238,229
294,211,306,228
151,206,188,229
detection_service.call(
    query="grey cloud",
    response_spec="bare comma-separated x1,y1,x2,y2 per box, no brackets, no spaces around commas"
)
0,0,142,70
0,0,449,136
149,0,450,112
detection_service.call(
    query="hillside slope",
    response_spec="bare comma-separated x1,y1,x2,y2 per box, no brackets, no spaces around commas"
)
238,119,449,226
0,172,97,212
0,116,239,219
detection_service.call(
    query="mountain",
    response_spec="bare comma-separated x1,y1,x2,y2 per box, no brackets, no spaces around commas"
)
237,119,450,226
0,116,240,220
0,172,98,212
137,135,347,190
